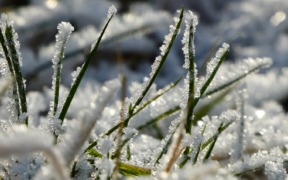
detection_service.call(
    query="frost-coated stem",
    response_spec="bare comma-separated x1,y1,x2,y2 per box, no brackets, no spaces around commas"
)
58,6,116,123
183,12,197,134
126,7,184,126
105,77,182,136
193,44,229,109
52,22,74,116
0,27,20,118
5,25,28,125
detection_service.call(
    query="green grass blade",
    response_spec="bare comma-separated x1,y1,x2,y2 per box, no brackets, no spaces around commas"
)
58,10,116,123
0,28,20,118
155,123,180,165
119,163,151,176
105,77,182,135
5,25,28,125
202,64,270,98
84,148,151,177
203,123,223,162
137,106,181,130
193,123,207,165
192,44,229,118
88,149,103,158
193,89,231,125
179,120,233,166
182,11,197,135
126,7,184,127
52,23,74,116
201,121,233,150
131,77,182,120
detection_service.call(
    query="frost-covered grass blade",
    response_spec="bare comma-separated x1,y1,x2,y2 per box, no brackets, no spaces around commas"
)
51,22,74,116
126,7,184,127
0,22,20,118
181,10,198,134
57,6,117,123
203,59,272,98
5,25,28,125
203,123,223,162
136,106,181,130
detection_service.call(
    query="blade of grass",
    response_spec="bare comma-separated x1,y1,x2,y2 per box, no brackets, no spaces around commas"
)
201,121,233,150
193,123,207,165
203,123,223,162
193,88,231,125
105,77,182,136
125,7,184,127
0,29,20,118
182,11,197,135
52,23,74,116
155,123,180,165
5,25,28,125
119,163,151,176
85,149,151,177
58,10,116,123
179,120,234,167
202,63,269,98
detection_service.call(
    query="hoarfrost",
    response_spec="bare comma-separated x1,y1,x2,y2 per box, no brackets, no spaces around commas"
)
51,22,74,64
107,5,117,19
182,10,198,69
265,159,287,180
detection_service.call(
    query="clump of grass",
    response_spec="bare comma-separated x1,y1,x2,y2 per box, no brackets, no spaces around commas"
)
0,5,276,180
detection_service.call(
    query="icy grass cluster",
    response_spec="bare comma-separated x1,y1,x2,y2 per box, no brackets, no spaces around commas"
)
0,5,286,180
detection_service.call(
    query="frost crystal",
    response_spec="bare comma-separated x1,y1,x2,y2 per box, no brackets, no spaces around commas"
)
107,5,117,19
206,43,229,79
265,159,287,180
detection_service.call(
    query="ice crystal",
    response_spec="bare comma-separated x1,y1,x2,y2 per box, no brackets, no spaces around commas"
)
107,5,117,19
265,159,287,180
51,22,74,64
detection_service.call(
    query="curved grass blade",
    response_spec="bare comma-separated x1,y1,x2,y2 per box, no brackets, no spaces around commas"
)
125,7,184,127
58,8,116,123
5,25,28,125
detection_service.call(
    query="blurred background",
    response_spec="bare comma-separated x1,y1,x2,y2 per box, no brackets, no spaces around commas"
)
0,0,287,97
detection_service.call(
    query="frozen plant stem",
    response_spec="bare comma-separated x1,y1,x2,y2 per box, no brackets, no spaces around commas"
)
0,26,20,118
5,25,28,125
52,22,74,116
57,6,117,124
182,10,197,134
124,7,184,127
